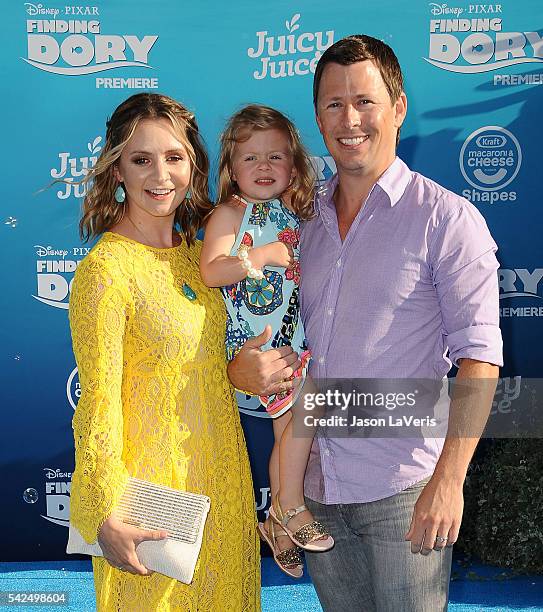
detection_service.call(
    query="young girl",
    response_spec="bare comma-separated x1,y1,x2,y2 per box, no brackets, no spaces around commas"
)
201,105,334,578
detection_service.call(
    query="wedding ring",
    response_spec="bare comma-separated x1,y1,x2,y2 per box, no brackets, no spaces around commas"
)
435,536,448,544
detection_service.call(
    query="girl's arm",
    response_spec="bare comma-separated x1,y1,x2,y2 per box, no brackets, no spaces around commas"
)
200,203,293,287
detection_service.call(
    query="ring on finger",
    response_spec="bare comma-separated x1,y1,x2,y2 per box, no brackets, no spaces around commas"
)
435,535,448,544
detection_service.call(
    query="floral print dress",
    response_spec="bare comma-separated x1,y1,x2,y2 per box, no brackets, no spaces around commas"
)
221,197,310,418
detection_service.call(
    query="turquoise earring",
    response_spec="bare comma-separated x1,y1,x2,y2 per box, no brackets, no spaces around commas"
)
114,184,126,203
185,189,191,201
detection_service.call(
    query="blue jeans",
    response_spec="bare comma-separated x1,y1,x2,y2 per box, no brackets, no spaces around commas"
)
305,478,453,612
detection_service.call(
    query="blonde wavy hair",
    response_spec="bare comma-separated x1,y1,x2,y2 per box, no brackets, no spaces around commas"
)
80,93,211,244
217,105,315,220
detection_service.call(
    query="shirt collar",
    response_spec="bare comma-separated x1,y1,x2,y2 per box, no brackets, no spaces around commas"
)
314,173,338,215
314,156,412,213
376,157,412,207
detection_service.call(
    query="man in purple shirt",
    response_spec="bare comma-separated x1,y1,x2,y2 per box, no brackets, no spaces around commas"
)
229,34,502,611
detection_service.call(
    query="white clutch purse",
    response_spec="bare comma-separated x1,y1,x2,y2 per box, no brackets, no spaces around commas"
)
67,477,211,584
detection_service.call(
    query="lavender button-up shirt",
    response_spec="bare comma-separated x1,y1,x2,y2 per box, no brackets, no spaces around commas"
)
300,157,503,504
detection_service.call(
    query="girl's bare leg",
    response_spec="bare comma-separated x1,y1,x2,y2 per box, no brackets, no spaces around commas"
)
266,412,297,551
277,378,323,535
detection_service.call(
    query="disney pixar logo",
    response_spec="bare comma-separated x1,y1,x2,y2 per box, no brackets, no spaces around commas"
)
23,3,158,75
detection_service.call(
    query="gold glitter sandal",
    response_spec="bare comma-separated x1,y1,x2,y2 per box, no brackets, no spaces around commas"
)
269,494,334,552
258,520,304,579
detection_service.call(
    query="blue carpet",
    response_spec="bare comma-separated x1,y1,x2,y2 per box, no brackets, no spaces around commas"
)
0,558,542,611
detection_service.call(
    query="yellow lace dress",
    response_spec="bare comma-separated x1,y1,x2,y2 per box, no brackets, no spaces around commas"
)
68,232,260,612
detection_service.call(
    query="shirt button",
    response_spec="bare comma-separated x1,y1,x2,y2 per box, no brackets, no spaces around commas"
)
327,308,333,316
318,356,325,364
336,258,342,267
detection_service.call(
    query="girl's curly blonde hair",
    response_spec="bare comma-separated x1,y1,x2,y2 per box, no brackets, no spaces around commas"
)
217,104,315,220
80,93,211,245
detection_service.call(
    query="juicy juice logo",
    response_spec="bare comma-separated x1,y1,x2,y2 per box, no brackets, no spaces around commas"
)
247,13,334,80
50,136,101,199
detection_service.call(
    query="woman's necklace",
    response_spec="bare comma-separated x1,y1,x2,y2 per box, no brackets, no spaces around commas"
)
124,214,197,302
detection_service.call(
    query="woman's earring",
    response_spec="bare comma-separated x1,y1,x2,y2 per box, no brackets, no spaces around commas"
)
185,189,191,201
114,184,126,203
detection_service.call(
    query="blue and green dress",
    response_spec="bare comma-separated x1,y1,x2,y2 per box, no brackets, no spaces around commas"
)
221,196,311,418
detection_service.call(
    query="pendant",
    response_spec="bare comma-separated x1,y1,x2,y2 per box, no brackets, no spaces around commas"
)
182,282,197,301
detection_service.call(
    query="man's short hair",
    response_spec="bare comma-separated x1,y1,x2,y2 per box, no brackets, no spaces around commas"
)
313,34,404,109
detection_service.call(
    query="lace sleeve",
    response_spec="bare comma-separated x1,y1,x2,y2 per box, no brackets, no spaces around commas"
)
68,255,132,543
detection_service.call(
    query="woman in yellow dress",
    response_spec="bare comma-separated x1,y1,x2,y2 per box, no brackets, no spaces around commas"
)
68,93,260,611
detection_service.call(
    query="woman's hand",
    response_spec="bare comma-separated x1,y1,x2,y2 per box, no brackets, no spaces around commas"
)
98,514,168,575
252,241,294,269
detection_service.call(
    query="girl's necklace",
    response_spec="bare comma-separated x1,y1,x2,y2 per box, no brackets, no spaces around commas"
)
125,215,197,302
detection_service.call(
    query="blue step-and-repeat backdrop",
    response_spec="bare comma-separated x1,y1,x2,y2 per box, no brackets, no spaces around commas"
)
1,1,541,560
